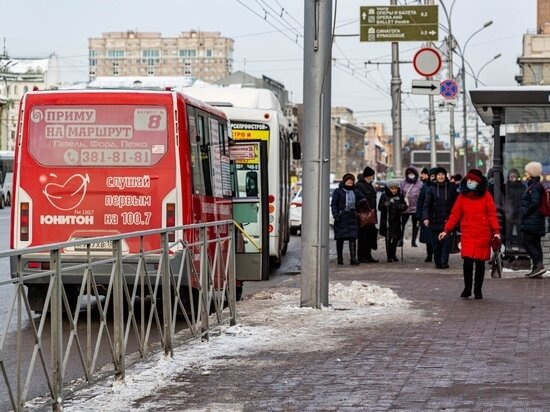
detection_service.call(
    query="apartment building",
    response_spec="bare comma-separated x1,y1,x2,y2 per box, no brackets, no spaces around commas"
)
88,30,234,83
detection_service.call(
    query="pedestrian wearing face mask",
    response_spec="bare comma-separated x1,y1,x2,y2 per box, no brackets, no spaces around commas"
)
399,167,423,248
379,179,408,262
504,168,526,250
417,167,435,262
331,173,365,265
422,167,457,269
355,166,379,263
438,169,500,299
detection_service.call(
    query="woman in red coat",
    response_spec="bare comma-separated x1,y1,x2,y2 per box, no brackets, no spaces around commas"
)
438,169,500,299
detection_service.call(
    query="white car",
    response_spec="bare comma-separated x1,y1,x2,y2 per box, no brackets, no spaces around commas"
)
2,172,12,207
289,183,340,235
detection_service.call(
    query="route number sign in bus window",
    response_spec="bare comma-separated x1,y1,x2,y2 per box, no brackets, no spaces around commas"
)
28,105,168,167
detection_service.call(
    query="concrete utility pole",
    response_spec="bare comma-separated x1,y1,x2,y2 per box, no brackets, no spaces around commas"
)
440,0,456,175
427,0,437,168
390,0,403,178
301,0,332,308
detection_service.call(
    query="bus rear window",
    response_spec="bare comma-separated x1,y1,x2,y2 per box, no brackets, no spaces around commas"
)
27,105,168,167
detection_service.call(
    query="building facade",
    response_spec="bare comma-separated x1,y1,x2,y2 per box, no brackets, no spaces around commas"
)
88,31,234,83
330,107,366,179
516,0,550,85
0,54,60,150
364,122,391,178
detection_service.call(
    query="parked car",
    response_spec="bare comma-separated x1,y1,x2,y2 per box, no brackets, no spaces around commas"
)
289,182,340,235
289,187,302,235
2,172,12,207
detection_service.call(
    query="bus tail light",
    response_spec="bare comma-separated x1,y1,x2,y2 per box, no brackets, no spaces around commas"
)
20,202,29,241
166,203,176,242
268,224,273,233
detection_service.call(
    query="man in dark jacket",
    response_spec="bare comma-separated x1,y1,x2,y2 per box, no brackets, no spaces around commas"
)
521,162,546,278
417,167,434,262
422,167,457,269
355,166,379,263
505,168,526,250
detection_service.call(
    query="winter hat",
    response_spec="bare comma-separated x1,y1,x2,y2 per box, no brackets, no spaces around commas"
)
387,179,401,188
434,167,447,176
363,166,375,177
452,173,463,182
421,167,429,175
429,167,438,176
465,169,483,184
342,173,355,183
508,168,519,178
524,161,542,177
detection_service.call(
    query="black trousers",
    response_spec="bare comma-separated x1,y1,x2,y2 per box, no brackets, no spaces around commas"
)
358,225,377,260
401,213,419,243
463,257,486,295
521,231,543,267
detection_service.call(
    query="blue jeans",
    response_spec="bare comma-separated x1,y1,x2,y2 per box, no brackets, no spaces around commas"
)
430,228,450,266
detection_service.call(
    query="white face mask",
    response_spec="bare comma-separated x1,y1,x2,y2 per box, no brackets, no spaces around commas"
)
467,181,478,190
407,174,415,180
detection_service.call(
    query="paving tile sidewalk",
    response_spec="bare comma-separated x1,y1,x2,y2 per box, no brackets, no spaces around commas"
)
73,241,550,411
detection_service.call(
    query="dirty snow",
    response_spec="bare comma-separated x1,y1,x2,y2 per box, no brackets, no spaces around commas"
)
26,281,416,411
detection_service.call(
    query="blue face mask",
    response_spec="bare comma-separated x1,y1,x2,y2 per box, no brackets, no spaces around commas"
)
467,181,478,190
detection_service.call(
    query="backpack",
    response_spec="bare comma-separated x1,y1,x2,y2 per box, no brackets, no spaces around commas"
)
539,183,550,217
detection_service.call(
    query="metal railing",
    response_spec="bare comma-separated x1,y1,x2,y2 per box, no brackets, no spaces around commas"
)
0,220,237,411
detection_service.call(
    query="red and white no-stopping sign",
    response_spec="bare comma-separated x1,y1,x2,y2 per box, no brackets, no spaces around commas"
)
413,47,442,77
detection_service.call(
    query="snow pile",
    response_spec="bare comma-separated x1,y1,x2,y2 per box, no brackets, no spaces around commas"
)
26,281,416,411
329,281,408,307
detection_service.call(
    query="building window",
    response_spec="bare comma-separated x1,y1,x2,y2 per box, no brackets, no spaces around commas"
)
206,49,213,58
179,49,197,58
107,49,125,58
141,49,160,65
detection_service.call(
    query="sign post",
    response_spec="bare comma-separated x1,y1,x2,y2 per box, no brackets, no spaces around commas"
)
360,5,438,42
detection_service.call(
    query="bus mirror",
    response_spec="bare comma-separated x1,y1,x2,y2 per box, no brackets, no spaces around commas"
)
292,141,301,160
245,171,258,197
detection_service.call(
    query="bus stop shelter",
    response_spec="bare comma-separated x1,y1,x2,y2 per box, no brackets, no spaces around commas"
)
470,86,550,271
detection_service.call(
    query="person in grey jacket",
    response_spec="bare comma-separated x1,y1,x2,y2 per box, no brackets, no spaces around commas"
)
399,166,423,247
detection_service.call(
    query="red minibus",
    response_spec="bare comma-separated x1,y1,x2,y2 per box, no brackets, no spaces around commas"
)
10,89,234,311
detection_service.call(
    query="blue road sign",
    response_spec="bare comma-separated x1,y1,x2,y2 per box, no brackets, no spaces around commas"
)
440,79,458,99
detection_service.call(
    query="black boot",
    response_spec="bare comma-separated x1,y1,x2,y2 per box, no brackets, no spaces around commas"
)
461,272,472,299
473,260,485,299
411,223,419,247
336,239,344,265
349,240,360,265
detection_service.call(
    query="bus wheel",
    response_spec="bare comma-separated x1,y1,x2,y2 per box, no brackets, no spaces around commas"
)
270,256,281,269
0,196,4,209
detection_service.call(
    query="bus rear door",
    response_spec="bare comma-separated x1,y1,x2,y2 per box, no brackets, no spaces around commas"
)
231,141,269,281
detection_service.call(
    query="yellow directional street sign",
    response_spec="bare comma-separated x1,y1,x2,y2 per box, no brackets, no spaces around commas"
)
360,5,438,42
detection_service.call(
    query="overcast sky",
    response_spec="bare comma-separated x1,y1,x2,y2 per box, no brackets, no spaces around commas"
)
1,0,537,141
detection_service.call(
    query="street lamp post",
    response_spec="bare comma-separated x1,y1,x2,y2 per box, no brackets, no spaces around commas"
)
467,53,501,169
458,20,493,174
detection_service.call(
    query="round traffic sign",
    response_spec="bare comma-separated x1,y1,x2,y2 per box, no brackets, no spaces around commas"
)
440,79,458,99
412,47,442,77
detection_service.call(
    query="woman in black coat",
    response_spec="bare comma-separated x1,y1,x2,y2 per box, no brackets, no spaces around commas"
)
521,162,546,278
379,180,408,262
355,166,379,263
331,173,365,265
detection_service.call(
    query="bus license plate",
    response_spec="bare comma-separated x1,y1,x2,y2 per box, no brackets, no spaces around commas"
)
74,240,113,251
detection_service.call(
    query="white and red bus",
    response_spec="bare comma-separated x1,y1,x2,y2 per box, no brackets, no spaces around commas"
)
10,89,234,310
182,87,293,280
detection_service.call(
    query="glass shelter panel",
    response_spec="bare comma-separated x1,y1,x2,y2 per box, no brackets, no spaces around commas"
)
503,122,550,251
